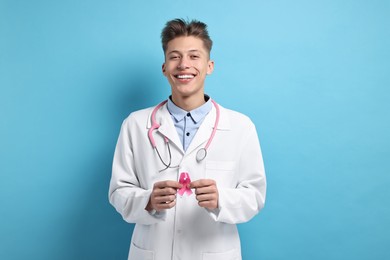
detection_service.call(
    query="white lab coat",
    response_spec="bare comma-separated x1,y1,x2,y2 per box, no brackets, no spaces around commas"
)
109,101,266,260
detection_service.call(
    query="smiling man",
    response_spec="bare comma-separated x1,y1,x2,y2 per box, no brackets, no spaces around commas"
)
109,19,267,260
163,35,214,111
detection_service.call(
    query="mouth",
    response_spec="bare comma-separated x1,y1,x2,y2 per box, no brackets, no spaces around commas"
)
174,74,196,80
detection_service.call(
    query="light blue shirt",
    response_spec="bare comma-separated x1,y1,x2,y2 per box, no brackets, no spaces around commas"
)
167,96,212,151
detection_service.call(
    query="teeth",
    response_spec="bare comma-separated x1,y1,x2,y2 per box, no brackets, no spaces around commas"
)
177,74,194,79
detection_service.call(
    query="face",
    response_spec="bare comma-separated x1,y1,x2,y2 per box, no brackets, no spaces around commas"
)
162,36,214,101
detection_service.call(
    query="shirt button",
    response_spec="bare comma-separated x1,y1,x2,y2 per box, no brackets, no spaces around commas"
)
186,113,191,117
186,132,190,136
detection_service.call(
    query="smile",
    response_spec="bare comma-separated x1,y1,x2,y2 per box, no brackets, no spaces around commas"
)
175,74,195,79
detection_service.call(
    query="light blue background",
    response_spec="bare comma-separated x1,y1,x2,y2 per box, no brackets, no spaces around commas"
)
1,0,389,259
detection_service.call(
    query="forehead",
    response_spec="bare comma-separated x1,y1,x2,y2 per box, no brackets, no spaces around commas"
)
166,36,208,54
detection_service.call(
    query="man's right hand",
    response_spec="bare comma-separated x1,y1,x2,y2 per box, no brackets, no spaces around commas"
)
146,180,182,212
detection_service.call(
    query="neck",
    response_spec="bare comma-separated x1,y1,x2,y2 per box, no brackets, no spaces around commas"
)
171,92,206,111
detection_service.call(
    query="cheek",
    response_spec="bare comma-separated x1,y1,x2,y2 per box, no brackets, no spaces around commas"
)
165,63,177,73
192,62,205,72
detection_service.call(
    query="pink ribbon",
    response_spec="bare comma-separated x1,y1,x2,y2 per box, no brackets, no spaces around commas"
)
178,172,192,196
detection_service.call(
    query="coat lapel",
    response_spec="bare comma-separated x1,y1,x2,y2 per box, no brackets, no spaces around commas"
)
186,103,231,156
146,103,184,154
146,101,230,157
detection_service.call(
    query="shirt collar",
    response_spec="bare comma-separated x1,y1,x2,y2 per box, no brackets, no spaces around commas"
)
167,95,212,123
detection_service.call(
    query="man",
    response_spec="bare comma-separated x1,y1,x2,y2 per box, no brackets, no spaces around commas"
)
109,18,266,260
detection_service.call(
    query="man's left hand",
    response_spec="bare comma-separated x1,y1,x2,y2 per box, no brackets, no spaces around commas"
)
190,179,219,210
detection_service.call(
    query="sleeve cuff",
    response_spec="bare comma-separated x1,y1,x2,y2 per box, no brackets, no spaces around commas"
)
146,208,167,220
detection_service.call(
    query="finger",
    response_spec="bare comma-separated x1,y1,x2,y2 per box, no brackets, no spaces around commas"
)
190,179,215,189
154,187,178,196
198,200,217,209
195,193,217,202
154,180,182,189
194,185,218,195
153,194,176,204
155,200,176,210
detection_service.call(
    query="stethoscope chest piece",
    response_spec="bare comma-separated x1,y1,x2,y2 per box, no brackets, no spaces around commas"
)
150,99,220,170
196,148,207,162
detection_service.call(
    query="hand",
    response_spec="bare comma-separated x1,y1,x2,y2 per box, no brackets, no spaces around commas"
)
190,179,219,210
146,180,182,212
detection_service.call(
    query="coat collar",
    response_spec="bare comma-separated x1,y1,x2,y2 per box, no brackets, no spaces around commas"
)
146,101,230,154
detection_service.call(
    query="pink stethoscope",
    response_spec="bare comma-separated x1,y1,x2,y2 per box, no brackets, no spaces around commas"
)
148,99,220,171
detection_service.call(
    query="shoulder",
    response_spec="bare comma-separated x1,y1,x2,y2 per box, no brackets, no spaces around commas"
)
127,106,153,120
217,104,261,143
121,106,154,129
219,104,255,128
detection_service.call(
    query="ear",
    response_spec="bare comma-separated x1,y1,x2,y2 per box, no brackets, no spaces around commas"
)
206,60,214,75
162,63,167,75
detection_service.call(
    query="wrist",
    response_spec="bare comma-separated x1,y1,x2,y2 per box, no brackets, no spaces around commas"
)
145,199,154,212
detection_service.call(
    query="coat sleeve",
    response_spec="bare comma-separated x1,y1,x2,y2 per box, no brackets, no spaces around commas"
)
108,117,166,224
208,123,266,224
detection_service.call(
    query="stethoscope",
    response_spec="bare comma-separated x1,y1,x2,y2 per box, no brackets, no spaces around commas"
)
148,99,220,172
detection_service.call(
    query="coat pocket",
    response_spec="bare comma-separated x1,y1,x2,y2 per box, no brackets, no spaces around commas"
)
205,161,236,187
202,248,241,260
128,242,154,260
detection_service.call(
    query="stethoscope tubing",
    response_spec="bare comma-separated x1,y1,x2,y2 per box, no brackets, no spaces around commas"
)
148,99,220,170
205,99,219,151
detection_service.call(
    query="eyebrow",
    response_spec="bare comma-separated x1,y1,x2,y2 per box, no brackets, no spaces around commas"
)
167,49,202,55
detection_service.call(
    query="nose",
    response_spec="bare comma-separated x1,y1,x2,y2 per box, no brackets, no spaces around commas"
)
177,56,191,70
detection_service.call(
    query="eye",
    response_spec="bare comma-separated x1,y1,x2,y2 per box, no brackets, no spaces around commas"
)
190,55,200,59
169,55,180,60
